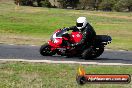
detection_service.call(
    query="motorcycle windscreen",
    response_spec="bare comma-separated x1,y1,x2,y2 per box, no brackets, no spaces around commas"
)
71,32,83,43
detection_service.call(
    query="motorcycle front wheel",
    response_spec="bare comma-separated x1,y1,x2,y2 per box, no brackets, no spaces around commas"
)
40,43,55,56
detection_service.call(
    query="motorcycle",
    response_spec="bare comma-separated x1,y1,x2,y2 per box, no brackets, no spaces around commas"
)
40,28,112,59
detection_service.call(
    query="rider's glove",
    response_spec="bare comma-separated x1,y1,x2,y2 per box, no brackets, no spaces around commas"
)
67,26,75,31
66,27,70,31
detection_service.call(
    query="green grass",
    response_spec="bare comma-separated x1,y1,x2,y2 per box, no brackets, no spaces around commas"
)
0,1,132,50
0,61,132,88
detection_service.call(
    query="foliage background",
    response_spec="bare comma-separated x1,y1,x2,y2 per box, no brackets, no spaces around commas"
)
14,0,132,12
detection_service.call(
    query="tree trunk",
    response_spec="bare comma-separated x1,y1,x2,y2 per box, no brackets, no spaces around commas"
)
16,0,20,6
37,0,41,7
128,6,131,12
128,6,132,12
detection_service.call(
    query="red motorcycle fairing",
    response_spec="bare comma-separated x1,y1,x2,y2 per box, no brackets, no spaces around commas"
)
48,40,60,48
70,32,83,43
48,30,82,47
52,38,62,46
47,28,83,55
48,39,69,48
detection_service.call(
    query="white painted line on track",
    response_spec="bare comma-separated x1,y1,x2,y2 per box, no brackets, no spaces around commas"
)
30,45,38,46
8,44,15,45
0,59,132,66
119,50,126,52
104,49,128,52
104,49,112,51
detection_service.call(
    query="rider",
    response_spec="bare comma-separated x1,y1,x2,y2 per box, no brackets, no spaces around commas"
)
67,17,96,49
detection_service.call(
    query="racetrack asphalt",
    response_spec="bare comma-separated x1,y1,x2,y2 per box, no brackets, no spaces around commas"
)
0,44,132,65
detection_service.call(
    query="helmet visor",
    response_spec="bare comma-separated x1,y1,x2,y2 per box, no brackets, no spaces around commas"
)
76,23,83,27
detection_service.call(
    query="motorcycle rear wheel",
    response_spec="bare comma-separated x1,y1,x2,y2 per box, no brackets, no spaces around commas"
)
40,43,55,56
92,47,104,58
82,47,104,60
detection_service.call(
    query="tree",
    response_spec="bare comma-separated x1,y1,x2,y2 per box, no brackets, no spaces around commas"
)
57,0,67,8
14,0,20,6
14,0,51,7
67,0,79,8
14,0,34,6
99,0,117,11
40,0,51,7
114,0,132,12
57,0,79,8
36,0,42,7
78,0,102,10
78,0,93,10
93,0,102,10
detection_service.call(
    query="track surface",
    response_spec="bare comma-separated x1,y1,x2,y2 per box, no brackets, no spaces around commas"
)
0,44,132,65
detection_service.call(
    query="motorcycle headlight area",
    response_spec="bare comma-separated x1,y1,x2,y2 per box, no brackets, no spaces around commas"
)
50,33,62,43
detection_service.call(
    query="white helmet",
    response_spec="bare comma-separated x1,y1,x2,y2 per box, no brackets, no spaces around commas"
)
76,17,88,30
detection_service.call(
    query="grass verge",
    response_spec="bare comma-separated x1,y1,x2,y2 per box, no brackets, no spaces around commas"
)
0,61,132,88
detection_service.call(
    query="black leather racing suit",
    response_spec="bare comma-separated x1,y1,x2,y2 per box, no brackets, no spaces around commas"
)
68,23,96,49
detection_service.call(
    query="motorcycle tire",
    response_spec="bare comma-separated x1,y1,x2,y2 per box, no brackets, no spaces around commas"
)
81,48,93,59
40,43,55,56
82,47,104,60
92,47,104,58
